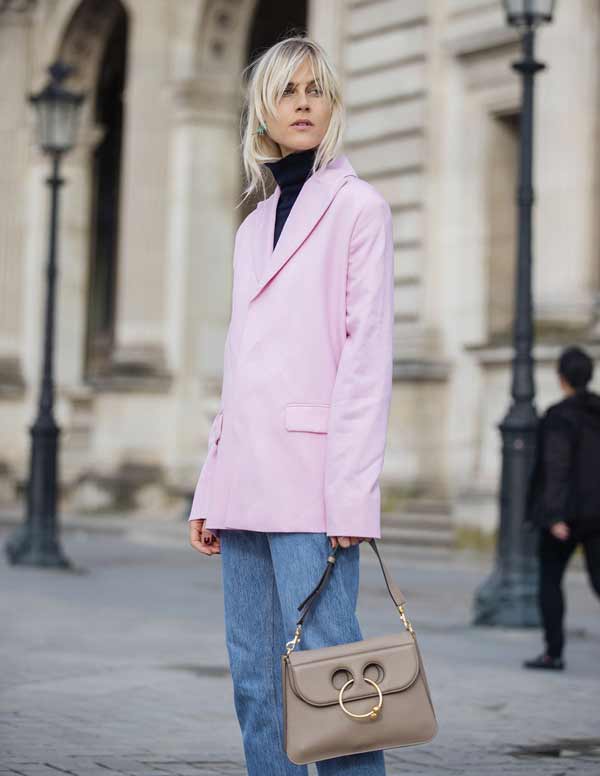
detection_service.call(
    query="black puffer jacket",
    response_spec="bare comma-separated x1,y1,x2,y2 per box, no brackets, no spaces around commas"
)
525,389,600,538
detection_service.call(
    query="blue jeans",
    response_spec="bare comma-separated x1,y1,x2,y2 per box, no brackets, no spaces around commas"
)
219,529,387,775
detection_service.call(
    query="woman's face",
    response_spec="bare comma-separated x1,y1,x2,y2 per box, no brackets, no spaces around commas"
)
265,58,332,157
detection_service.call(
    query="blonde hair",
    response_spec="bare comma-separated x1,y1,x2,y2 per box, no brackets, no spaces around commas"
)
238,35,345,206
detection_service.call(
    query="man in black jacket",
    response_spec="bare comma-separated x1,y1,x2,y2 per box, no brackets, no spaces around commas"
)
524,346,600,670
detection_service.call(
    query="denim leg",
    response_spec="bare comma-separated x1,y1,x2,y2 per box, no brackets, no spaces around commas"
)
269,532,387,776
220,529,308,776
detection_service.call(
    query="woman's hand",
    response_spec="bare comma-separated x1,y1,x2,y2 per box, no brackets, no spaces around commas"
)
549,521,570,541
189,518,221,555
329,536,367,549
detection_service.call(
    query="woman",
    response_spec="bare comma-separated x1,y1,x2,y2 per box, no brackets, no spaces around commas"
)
188,35,394,776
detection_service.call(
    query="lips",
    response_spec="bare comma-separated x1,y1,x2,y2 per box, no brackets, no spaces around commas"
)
291,121,313,127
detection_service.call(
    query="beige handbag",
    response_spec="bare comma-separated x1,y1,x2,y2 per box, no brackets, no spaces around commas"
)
281,538,438,765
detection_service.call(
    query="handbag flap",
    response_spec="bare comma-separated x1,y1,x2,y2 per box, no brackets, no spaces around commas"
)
286,631,419,707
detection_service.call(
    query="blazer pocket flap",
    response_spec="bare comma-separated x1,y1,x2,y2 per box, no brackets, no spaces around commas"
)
287,633,420,707
285,403,330,434
208,410,224,447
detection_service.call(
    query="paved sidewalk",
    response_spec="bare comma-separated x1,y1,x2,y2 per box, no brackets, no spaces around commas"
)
1,517,599,775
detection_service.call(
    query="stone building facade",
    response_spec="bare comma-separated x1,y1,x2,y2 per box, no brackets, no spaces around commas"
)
1,0,599,536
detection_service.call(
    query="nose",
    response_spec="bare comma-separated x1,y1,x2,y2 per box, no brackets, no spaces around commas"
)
295,89,310,109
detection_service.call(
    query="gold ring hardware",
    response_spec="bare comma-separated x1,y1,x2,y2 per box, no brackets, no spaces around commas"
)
338,677,383,720
397,604,415,635
285,624,302,656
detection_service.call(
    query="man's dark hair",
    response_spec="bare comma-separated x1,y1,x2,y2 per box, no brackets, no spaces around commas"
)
557,346,594,390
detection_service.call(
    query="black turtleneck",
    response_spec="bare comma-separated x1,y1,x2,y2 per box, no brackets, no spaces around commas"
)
264,146,317,249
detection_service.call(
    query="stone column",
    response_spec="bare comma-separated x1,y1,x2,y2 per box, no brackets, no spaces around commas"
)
111,0,171,381
534,0,600,331
0,1,35,500
0,3,33,397
56,122,103,388
165,75,241,486
308,0,345,73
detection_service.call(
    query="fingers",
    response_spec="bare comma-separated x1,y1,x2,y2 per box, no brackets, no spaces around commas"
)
202,524,221,554
194,527,366,553
329,536,361,548
189,519,221,555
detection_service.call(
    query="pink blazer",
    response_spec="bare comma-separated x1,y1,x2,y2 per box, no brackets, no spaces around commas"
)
188,153,394,538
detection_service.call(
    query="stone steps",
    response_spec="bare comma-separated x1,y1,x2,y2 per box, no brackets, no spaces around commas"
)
381,507,455,549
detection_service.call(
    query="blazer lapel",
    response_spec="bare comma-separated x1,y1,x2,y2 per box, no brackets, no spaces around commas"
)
249,153,357,303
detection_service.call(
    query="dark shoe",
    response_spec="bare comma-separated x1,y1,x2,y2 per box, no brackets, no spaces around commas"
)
523,652,565,670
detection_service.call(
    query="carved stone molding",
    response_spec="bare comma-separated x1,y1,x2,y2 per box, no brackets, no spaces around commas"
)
197,0,251,74
170,75,242,126
466,340,600,369
445,26,517,59
393,358,451,383
0,0,36,13
57,0,126,91
0,356,25,398
88,344,172,394
0,0,35,25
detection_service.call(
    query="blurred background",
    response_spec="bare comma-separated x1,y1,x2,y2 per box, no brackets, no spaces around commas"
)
1,2,600,773
1,0,599,550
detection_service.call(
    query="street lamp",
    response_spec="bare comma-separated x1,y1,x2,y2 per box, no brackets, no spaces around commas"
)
503,0,555,27
473,1,556,625
4,62,84,568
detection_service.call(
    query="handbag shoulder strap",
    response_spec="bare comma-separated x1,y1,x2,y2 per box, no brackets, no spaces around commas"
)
294,538,408,629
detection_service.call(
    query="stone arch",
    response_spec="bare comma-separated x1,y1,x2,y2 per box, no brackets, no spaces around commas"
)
194,0,309,79
53,0,129,380
195,0,257,76
57,0,127,92
245,0,309,65
189,0,308,221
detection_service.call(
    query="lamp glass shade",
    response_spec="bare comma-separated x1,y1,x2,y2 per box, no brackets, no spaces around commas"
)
30,73,84,154
503,0,556,26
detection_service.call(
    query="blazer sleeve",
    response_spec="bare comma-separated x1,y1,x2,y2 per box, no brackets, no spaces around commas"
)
324,193,395,538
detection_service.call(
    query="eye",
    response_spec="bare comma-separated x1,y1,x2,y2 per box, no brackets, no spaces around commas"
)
282,86,323,97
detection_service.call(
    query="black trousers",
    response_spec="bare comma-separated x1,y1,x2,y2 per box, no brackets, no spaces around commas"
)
538,527,600,657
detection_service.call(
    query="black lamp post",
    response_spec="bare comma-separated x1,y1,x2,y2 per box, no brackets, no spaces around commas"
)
473,0,556,625
4,62,84,568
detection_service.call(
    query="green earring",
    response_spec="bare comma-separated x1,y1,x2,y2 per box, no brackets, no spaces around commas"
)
256,121,267,135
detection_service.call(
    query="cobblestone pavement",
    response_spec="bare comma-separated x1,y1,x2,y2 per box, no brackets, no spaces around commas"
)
1,516,599,775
